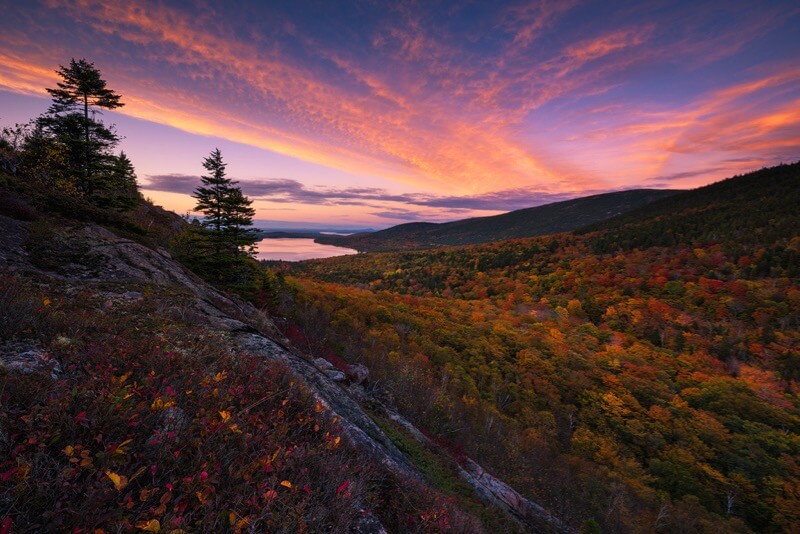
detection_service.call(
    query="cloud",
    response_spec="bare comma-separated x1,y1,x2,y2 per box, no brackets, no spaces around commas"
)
1,0,798,205
143,174,595,212
418,189,581,210
369,209,425,221
500,0,579,48
554,65,800,186
646,167,730,184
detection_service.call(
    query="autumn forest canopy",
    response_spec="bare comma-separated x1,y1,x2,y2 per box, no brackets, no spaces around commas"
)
1,55,799,534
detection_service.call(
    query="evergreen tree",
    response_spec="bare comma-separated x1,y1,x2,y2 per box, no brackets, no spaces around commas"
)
193,148,232,260
112,152,139,195
192,149,258,280
94,152,141,209
223,187,257,257
39,58,124,197
46,58,123,145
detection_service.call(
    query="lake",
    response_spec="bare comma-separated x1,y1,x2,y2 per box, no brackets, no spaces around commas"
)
254,238,358,261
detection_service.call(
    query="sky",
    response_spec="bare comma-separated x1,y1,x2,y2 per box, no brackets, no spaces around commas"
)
1,0,799,229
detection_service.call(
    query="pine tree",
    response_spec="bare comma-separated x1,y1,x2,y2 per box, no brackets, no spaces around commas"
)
39,58,124,197
192,149,258,280
46,58,123,145
193,148,232,260
223,187,257,257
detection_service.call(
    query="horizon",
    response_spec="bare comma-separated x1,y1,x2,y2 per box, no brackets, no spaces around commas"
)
1,1,799,227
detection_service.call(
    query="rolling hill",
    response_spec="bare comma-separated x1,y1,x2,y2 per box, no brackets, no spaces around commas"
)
315,188,680,252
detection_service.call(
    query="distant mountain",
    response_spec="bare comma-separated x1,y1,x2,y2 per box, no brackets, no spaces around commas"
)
316,189,680,251
579,162,800,253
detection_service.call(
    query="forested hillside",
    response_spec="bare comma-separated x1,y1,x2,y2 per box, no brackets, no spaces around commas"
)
316,189,678,252
276,163,800,532
580,162,800,258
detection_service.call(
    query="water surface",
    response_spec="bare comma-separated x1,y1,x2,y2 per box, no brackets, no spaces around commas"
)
255,238,357,261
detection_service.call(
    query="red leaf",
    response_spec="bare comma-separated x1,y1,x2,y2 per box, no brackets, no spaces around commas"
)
73,412,88,425
1,517,12,534
0,468,19,482
336,480,349,495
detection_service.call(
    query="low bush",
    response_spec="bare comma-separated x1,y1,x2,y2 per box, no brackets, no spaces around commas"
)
0,280,475,532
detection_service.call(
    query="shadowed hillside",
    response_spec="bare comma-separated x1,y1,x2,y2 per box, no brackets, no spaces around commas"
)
316,189,679,252
579,162,800,257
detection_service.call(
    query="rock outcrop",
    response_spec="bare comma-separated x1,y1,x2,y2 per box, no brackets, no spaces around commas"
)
0,341,61,380
346,363,369,384
0,215,282,340
0,214,424,482
384,408,573,533
237,333,423,482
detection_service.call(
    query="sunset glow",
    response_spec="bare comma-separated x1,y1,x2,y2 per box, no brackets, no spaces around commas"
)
1,0,798,227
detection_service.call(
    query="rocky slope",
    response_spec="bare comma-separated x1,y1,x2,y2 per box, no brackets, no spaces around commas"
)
0,210,570,532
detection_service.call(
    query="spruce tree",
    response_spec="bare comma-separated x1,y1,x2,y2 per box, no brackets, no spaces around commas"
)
46,58,123,144
223,188,257,257
192,149,258,280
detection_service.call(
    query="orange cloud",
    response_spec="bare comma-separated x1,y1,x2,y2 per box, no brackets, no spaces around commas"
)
1,0,596,193
0,51,57,96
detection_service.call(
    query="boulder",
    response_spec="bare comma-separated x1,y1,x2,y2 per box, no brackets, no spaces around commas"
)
323,368,347,382
160,406,188,433
313,357,335,370
346,363,369,384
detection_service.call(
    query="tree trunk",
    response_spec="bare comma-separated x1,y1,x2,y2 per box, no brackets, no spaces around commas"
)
84,92,90,193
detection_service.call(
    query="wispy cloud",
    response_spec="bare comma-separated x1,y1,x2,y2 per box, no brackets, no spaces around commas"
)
369,209,428,221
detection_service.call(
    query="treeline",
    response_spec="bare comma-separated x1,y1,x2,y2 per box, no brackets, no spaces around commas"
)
579,162,800,264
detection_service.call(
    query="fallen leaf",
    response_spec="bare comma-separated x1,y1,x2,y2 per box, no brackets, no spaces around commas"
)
135,519,161,532
105,470,128,491
114,439,133,455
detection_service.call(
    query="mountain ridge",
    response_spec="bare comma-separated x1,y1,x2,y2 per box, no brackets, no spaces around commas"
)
316,188,681,252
